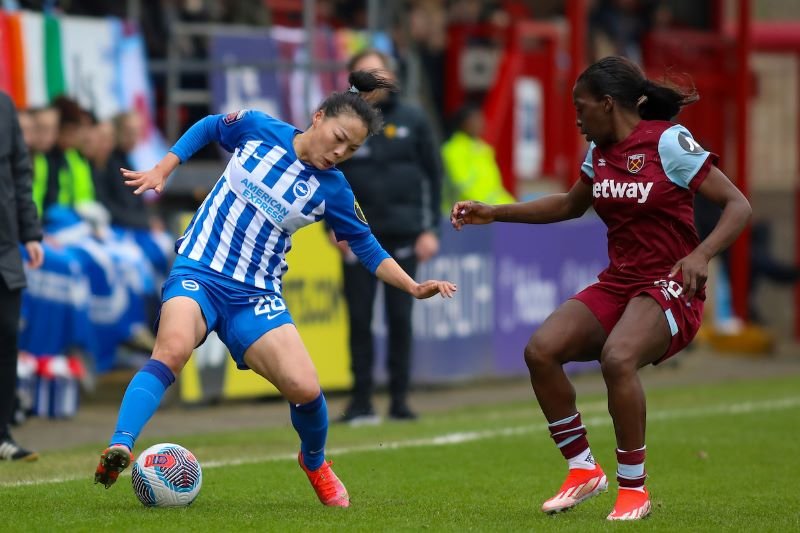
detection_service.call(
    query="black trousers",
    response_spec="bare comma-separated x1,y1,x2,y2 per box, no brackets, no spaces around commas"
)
342,236,418,407
0,279,21,441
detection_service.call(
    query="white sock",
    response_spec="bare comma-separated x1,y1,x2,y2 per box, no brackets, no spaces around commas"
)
567,447,597,470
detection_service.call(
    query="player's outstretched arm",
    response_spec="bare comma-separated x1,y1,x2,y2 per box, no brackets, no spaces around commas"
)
375,258,457,300
123,113,234,195
451,179,593,230
121,152,180,195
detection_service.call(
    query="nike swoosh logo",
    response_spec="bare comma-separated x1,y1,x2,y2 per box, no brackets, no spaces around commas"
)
266,310,286,320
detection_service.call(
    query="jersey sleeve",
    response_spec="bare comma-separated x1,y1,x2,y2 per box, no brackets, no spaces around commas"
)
579,142,596,184
215,110,269,153
323,179,390,273
658,124,719,192
348,232,391,273
323,178,372,242
169,110,267,161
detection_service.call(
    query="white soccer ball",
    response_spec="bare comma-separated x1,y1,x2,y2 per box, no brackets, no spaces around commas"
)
131,443,202,507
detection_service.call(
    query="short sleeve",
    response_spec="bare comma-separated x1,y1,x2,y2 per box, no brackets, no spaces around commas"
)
215,110,268,153
580,142,596,184
322,178,371,241
658,125,719,191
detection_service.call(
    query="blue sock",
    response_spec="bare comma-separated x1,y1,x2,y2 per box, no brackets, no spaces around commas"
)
109,359,175,450
290,393,328,471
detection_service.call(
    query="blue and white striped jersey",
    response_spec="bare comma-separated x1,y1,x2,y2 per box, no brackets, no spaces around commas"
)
171,110,382,294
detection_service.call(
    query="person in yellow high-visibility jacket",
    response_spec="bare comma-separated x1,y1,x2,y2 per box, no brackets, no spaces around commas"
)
31,98,95,217
440,103,514,214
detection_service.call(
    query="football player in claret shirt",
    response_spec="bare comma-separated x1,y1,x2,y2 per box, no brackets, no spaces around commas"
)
93,70,457,508
452,56,751,521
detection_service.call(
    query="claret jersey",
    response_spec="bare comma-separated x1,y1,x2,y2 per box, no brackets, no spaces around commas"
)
173,110,373,293
579,120,718,284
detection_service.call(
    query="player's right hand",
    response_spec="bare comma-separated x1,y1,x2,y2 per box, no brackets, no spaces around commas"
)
121,166,168,195
451,201,495,230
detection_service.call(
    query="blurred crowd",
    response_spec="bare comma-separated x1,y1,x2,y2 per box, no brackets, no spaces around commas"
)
15,95,174,421
5,0,711,139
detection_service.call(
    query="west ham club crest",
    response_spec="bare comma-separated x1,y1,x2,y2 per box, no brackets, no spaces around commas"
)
627,153,645,173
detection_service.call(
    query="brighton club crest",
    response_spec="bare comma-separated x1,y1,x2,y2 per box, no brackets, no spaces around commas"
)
627,153,645,174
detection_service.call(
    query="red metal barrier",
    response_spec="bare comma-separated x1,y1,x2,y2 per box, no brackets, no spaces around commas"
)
445,21,567,195
737,20,800,338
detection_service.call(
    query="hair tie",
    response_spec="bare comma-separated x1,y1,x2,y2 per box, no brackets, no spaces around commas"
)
636,95,649,107
348,85,360,94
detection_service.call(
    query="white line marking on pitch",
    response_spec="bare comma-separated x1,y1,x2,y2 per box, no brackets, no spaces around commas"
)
3,397,798,488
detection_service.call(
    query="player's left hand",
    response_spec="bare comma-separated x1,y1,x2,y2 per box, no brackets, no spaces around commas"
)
411,280,457,299
669,251,709,300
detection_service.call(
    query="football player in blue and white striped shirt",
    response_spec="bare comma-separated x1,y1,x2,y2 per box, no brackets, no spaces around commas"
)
94,70,457,507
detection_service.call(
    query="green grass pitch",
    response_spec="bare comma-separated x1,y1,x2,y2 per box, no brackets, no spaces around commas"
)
2,375,798,532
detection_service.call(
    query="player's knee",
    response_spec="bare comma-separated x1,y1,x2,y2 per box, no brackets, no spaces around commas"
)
600,344,638,380
151,339,194,375
280,375,320,405
523,334,559,372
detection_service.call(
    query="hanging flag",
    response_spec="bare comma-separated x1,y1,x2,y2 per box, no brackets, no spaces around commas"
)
0,11,14,96
59,15,119,119
1,11,27,107
44,13,65,100
20,10,47,109
114,20,167,171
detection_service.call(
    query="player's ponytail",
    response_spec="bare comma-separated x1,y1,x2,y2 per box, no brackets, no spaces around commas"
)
638,78,699,121
347,69,396,96
316,70,397,136
577,56,699,121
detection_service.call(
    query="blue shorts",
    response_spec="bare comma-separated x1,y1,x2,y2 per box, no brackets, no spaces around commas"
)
159,255,294,369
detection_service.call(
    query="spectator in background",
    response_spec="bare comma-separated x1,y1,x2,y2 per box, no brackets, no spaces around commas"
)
407,0,448,129
29,106,60,216
588,0,661,63
38,97,96,214
334,49,442,423
89,112,172,346
109,110,173,269
0,91,44,461
17,109,35,147
440,102,514,213
91,112,153,231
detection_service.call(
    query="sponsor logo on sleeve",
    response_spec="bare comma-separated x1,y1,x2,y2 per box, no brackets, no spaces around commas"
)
223,110,247,125
677,131,705,153
181,279,200,291
354,199,368,224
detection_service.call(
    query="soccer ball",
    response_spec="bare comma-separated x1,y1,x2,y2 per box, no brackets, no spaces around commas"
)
131,443,202,507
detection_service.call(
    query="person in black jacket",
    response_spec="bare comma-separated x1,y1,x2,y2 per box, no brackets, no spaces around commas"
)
335,49,442,422
0,92,44,461
91,112,151,230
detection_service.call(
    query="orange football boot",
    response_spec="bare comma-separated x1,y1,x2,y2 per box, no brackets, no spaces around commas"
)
607,487,652,520
541,464,608,513
298,452,350,508
94,445,132,489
